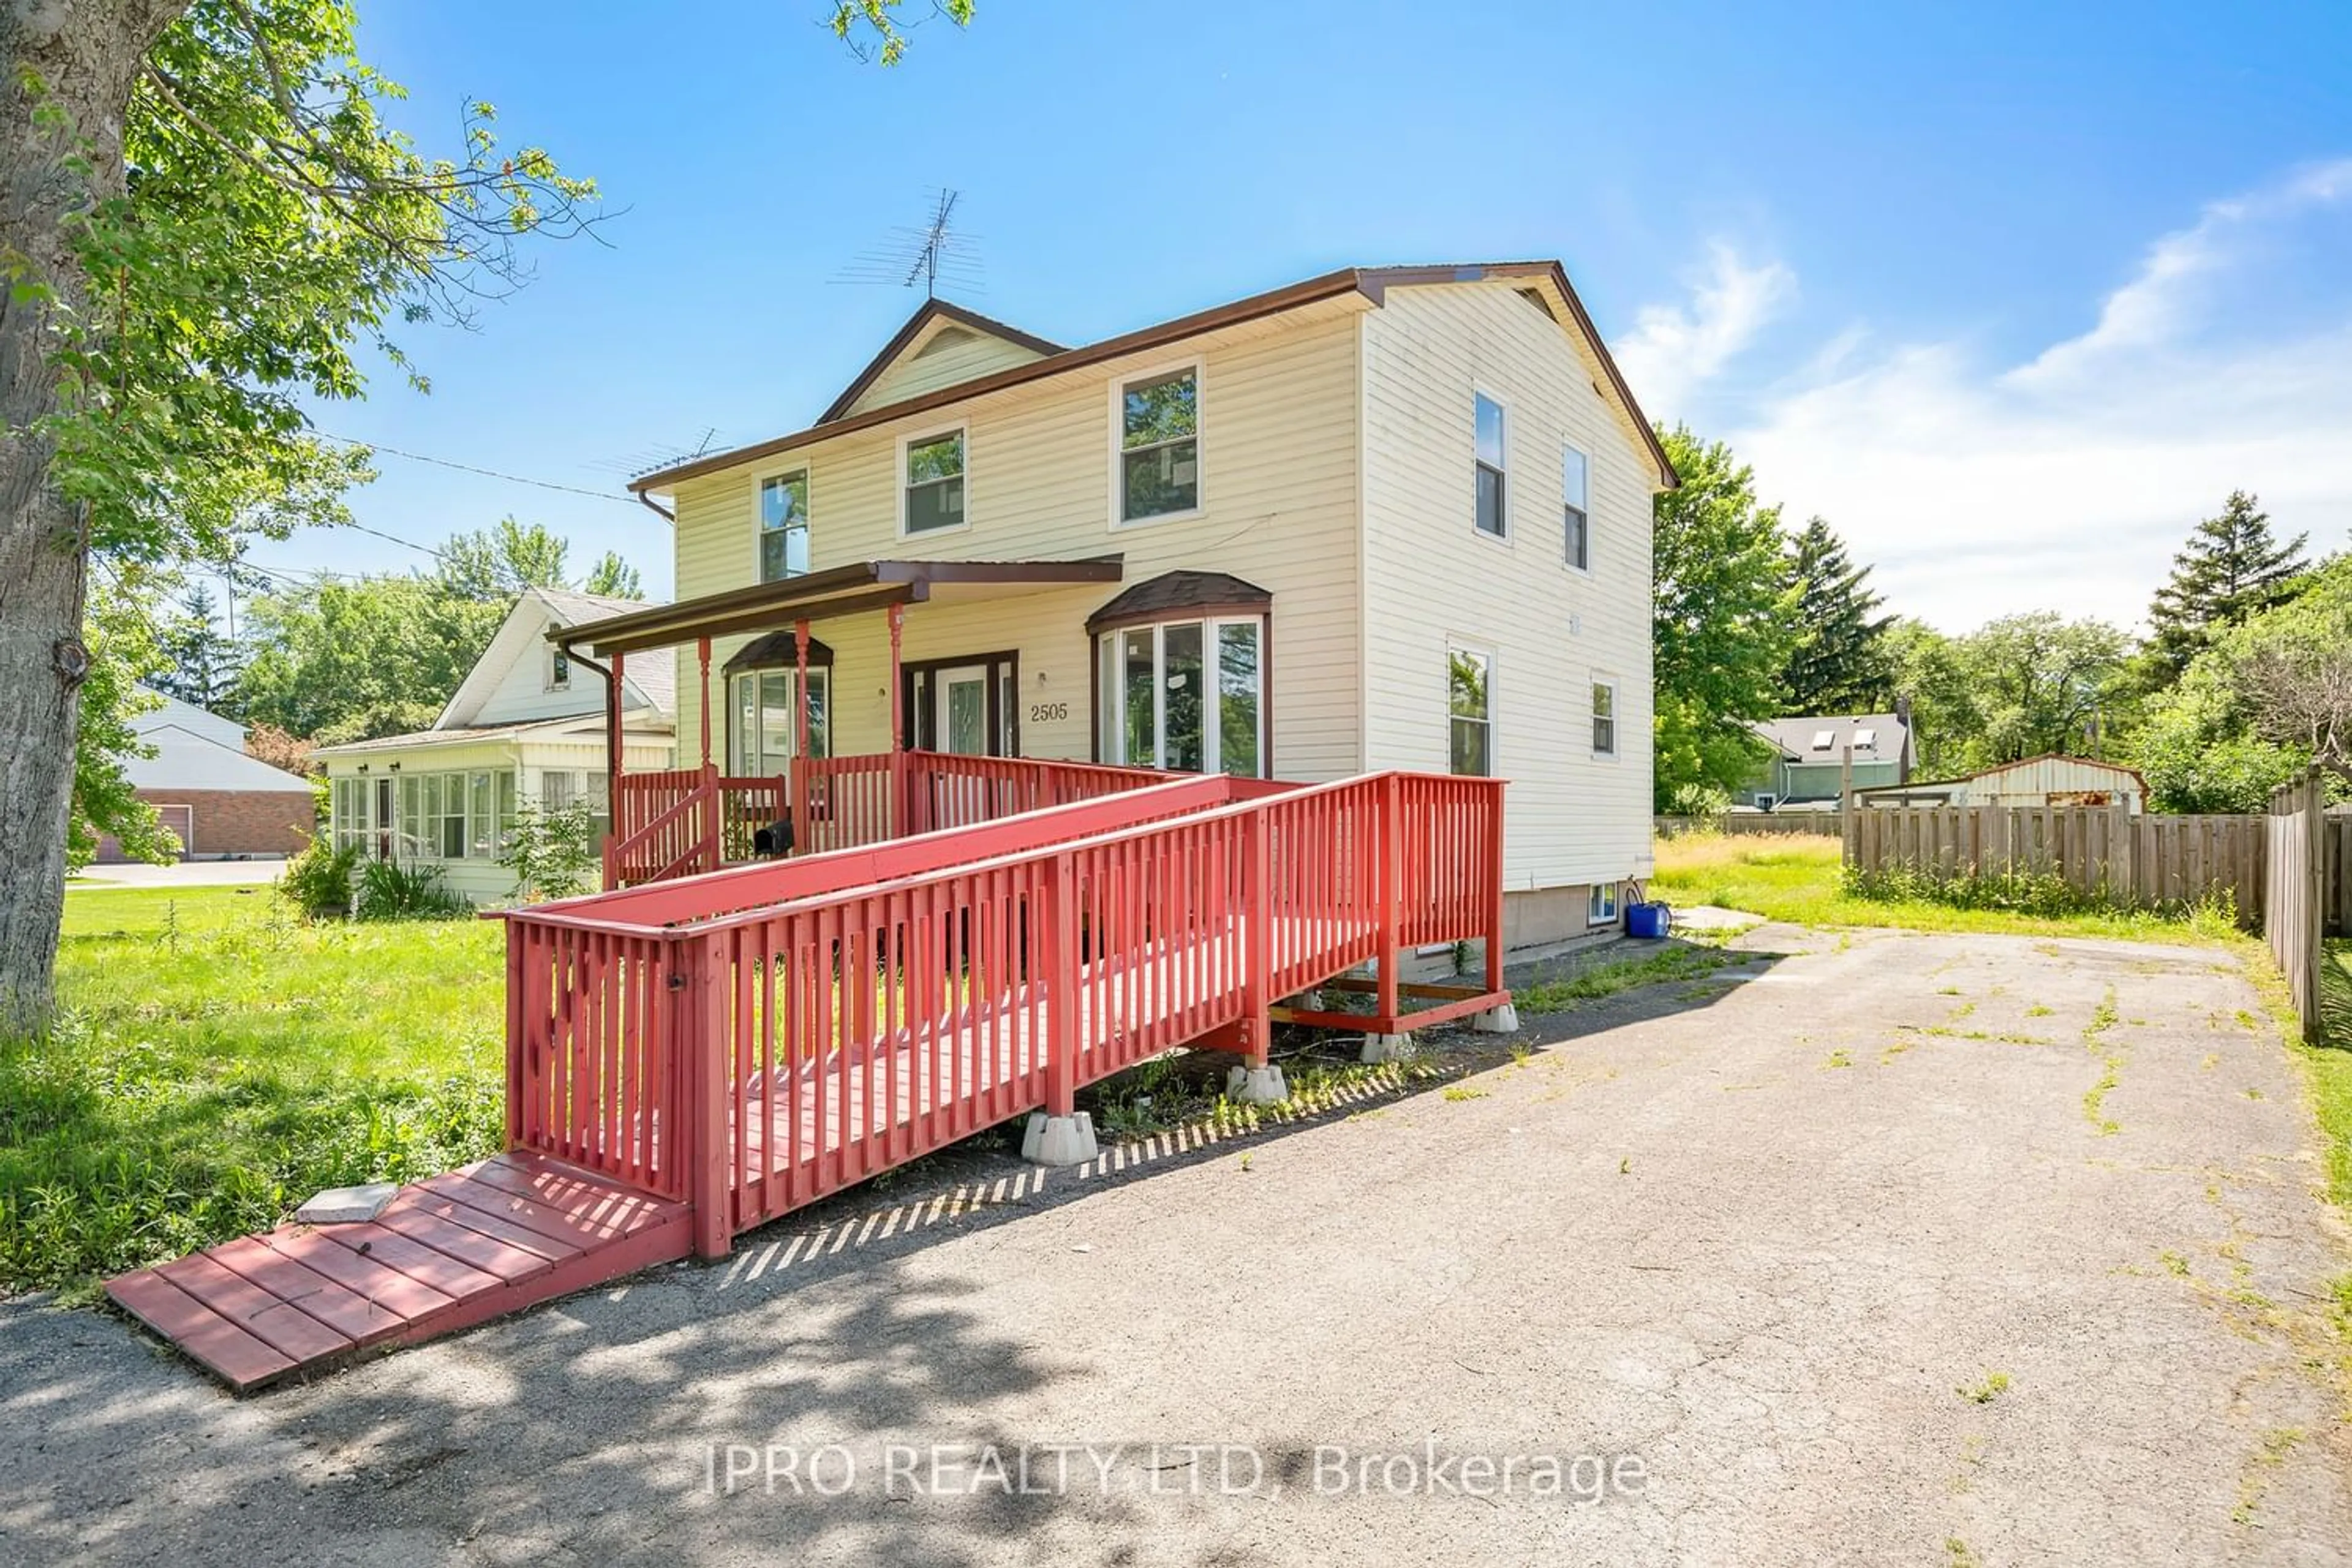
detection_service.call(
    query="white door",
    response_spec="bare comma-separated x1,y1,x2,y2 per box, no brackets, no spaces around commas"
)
934,665,990,756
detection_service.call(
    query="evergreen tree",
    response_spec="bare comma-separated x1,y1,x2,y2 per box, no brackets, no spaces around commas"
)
154,583,244,711
2145,491,2307,679
1778,517,1894,714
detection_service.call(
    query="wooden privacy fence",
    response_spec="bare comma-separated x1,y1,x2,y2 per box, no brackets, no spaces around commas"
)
1846,802,2277,917
501,770,1508,1258
2264,769,2330,1043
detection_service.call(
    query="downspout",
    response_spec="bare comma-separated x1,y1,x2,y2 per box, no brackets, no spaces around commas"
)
636,491,675,524
560,638,624,825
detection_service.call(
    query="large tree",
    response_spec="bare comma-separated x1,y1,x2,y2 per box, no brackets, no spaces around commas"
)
0,0,952,1031
1650,425,1800,811
1952,612,2133,766
2144,490,2309,680
153,582,244,710
1777,516,1893,714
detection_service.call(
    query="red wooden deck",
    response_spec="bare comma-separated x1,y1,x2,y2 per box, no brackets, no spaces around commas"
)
104,1153,689,1393
107,758,1508,1393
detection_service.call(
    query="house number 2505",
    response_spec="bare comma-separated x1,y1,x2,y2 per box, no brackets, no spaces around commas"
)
1028,701,1069,723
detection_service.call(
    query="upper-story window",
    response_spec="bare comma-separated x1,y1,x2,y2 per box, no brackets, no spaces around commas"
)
760,470,810,581
902,429,967,535
1474,393,1508,537
1591,679,1617,757
1562,446,1590,570
1118,366,1200,522
547,646,571,691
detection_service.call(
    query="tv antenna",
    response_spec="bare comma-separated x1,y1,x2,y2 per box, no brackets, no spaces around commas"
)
831,188,984,298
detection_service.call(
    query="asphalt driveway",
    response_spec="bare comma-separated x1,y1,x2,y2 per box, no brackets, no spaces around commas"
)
4,924,2348,1566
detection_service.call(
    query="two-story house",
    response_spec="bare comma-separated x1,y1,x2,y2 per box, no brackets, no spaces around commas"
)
611,262,1673,951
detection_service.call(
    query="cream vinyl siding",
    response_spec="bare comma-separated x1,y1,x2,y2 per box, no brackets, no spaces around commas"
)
845,324,1052,417
1359,281,1658,891
666,301,1368,782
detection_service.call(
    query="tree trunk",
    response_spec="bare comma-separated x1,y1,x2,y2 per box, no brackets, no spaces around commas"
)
0,1,183,1035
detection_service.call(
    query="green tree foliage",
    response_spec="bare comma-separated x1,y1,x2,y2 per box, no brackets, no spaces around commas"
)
1777,517,1893,714
2217,555,2352,787
1883,619,1979,778
1651,426,1800,810
234,573,503,743
440,516,576,600
498,799,600,903
585,551,643,599
153,583,244,710
2143,491,2309,680
70,587,183,871
2130,656,2307,813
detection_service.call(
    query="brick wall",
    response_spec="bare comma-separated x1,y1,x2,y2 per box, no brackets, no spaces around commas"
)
95,788,317,861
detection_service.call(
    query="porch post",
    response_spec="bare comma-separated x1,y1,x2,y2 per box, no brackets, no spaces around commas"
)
793,618,811,854
888,601,907,838
697,636,714,775
1361,771,1414,1064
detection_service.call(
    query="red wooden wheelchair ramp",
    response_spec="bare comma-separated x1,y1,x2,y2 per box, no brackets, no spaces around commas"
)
104,1152,688,1393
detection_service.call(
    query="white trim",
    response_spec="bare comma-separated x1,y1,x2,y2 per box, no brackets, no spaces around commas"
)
1588,881,1619,925
1446,638,1498,778
1472,386,1512,545
1106,354,1206,529
896,421,971,540
754,464,813,582
1590,674,1619,760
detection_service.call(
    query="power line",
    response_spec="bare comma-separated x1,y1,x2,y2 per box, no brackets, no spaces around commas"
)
316,432,638,505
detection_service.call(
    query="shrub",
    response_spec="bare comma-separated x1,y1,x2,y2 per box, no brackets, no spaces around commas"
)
1841,861,2109,919
353,858,470,921
277,834,361,920
497,799,600,903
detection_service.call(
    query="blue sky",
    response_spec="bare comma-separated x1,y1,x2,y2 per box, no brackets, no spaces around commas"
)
244,0,2352,631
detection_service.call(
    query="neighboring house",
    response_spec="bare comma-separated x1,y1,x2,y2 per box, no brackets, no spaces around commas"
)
1856,754,2149,814
311,587,676,904
621,263,1674,949
96,690,316,862
1736,711,1913,809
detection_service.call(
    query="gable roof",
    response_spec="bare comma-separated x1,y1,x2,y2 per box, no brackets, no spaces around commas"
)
818,298,1065,424
437,586,674,729
130,688,246,750
632,262,1678,496
127,723,313,794
1751,713,1909,763
1855,753,2149,797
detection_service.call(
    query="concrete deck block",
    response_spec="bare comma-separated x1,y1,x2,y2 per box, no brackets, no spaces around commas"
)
1224,1065,1289,1104
1022,1112,1098,1167
1471,1003,1521,1033
294,1182,399,1225
1360,1031,1416,1065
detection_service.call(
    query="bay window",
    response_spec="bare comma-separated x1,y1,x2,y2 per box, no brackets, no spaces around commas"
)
730,668,831,775
1096,615,1263,777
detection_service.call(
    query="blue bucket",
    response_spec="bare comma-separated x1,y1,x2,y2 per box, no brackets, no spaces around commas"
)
1626,901,1672,940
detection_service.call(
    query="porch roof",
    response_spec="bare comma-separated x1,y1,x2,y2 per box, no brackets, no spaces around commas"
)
551,555,1126,659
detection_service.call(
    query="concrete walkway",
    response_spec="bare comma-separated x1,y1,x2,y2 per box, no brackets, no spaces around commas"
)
3,925,2346,1566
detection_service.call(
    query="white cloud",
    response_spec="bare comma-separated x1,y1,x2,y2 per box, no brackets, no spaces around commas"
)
1642,161,2352,632
1611,242,1795,418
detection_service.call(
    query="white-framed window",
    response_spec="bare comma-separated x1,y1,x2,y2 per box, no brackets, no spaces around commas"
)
1095,616,1264,777
1474,392,1509,538
547,646,571,692
330,776,369,851
730,668,832,775
1449,645,1493,776
900,426,967,536
1562,445,1590,570
1113,362,1200,523
1591,679,1617,758
1589,881,1619,925
759,469,811,581
392,769,516,861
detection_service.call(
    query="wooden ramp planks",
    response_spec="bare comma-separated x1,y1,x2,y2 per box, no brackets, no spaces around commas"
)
104,1152,690,1394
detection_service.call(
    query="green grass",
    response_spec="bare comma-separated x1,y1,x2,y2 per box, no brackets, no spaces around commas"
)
1,886,505,1296
1513,944,1743,1012
1650,834,2240,944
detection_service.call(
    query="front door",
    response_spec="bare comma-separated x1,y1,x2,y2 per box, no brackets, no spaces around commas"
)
935,665,990,755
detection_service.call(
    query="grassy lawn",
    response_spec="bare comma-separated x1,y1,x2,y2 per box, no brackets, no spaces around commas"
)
1,886,505,1296
1651,832,2241,944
